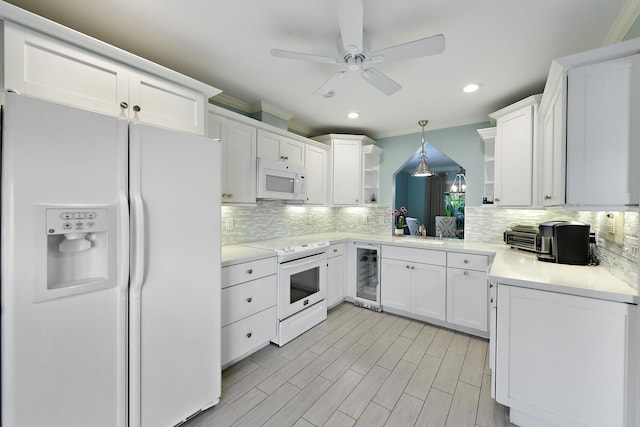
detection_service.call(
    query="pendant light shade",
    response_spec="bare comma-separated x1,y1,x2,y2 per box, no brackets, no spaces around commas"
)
413,119,433,177
450,167,467,193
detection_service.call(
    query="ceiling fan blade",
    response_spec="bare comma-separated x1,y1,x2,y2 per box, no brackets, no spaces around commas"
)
361,67,401,96
314,70,348,96
369,34,445,64
270,48,339,64
338,0,363,54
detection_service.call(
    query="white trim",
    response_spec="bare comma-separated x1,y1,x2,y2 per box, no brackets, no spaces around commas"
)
249,100,294,121
603,0,640,45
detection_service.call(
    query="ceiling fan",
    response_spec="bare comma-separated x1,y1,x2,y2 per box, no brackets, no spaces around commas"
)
270,0,445,97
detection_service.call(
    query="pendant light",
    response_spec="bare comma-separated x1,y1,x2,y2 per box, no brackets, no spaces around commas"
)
450,167,467,193
413,119,433,177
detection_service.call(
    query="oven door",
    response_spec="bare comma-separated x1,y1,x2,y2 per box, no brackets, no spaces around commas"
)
278,252,327,320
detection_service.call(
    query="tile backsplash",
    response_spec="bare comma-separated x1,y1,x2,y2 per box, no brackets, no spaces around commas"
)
221,202,638,290
465,206,639,289
221,201,391,246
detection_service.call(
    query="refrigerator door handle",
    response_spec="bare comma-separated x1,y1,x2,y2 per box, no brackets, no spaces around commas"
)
129,137,146,294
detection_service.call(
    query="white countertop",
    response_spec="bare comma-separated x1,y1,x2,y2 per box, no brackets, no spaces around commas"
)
221,245,275,267
223,232,639,304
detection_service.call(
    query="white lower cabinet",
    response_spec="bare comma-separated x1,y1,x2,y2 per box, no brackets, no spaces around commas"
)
495,284,635,427
446,252,489,333
381,246,446,321
221,257,277,367
326,243,346,309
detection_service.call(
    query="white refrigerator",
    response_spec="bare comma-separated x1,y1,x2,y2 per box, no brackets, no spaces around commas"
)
1,93,221,427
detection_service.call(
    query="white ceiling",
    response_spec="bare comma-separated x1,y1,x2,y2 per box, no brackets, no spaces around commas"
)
5,0,636,139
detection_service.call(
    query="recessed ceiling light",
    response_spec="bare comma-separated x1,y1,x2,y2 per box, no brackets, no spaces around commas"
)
347,112,360,119
462,83,482,93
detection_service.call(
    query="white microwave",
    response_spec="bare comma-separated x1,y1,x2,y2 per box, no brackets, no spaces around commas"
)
257,158,307,201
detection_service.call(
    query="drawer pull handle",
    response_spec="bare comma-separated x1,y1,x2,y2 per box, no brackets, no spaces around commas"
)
246,297,253,303
246,332,252,338
247,269,253,274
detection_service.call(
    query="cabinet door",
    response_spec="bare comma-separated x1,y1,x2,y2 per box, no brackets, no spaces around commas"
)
129,72,206,135
4,22,129,118
446,268,488,331
494,105,534,206
280,137,305,166
496,285,630,426
566,54,640,207
380,258,411,312
332,139,362,205
256,129,282,161
411,263,446,321
327,254,345,308
305,145,328,205
541,82,566,206
208,114,257,204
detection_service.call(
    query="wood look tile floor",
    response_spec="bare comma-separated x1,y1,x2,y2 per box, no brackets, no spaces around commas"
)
184,304,517,427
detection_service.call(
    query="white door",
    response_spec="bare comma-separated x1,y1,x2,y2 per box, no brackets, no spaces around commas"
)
446,268,488,331
333,139,362,205
1,93,128,427
305,144,328,205
380,258,411,311
129,123,221,427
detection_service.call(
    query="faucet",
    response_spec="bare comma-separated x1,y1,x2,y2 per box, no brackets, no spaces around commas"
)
418,224,426,237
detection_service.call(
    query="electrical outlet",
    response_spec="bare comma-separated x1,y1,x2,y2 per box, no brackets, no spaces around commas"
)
225,217,234,230
600,212,624,244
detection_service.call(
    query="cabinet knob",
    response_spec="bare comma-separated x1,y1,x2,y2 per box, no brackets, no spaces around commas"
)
495,197,500,202
133,105,141,112
120,101,129,109
222,193,228,198
544,195,552,200
489,283,494,288
490,298,494,303
246,332,252,338
333,249,338,253
463,259,469,264
406,265,410,269
411,266,415,270
246,297,253,303
228,193,233,198
464,271,469,276
247,269,253,274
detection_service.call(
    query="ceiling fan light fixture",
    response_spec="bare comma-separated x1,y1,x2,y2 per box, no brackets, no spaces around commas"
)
413,120,434,177
462,83,482,93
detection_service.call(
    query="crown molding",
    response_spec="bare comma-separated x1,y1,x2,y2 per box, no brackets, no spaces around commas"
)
603,0,640,44
210,93,251,112
249,101,294,121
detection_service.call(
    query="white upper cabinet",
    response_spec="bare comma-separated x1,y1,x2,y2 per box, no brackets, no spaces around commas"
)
539,37,640,210
257,129,305,166
208,111,257,204
490,95,541,207
539,76,566,207
2,21,217,135
313,134,380,206
305,144,328,205
566,54,640,207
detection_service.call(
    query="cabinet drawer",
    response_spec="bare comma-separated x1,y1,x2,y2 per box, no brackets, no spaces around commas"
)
447,252,489,271
222,274,277,326
382,245,446,266
222,257,277,288
328,243,346,258
222,306,277,366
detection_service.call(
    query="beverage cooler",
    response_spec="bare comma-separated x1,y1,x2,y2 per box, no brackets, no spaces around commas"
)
353,243,381,311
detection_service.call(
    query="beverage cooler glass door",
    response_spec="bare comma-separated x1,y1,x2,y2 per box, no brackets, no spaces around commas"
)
354,244,381,311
